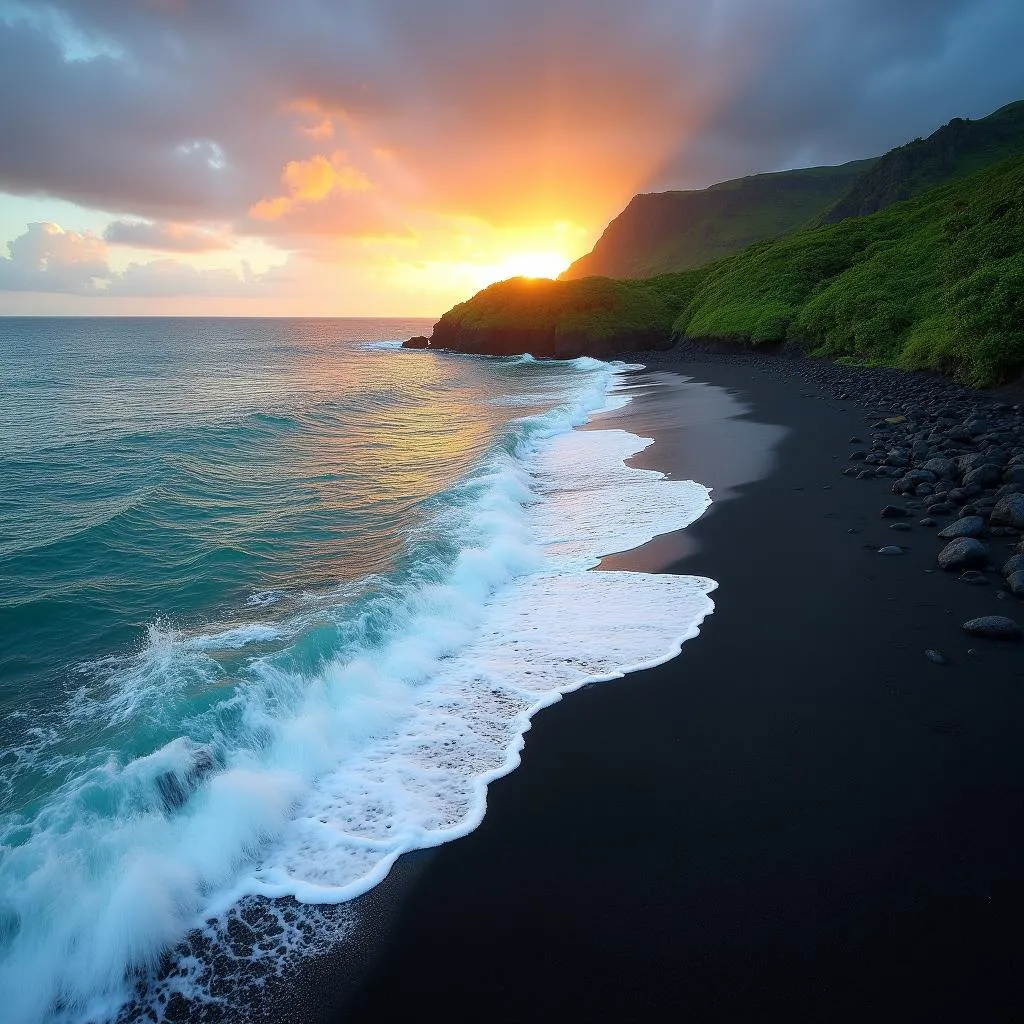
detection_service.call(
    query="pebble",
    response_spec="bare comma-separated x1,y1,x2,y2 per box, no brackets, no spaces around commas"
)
962,616,1023,641
889,522,912,531
880,505,910,518
1007,571,1024,598
919,517,937,527
925,649,947,665
958,571,988,585
878,546,904,556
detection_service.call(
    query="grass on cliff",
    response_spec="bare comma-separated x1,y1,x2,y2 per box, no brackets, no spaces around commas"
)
676,155,1024,385
435,269,711,340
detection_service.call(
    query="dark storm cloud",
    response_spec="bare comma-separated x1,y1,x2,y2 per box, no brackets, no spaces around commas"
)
651,0,1024,188
2,0,1023,231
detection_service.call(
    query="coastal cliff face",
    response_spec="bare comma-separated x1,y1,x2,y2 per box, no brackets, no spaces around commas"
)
560,160,874,280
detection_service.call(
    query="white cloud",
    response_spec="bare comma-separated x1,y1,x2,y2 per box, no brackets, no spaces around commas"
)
0,221,108,293
0,221,259,296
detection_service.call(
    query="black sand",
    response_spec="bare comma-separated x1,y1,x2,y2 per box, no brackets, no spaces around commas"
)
324,360,1024,1022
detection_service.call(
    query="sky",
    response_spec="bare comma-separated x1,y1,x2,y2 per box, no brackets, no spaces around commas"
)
1,0,1023,317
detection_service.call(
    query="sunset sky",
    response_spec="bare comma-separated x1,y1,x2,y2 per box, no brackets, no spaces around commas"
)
1,0,1023,317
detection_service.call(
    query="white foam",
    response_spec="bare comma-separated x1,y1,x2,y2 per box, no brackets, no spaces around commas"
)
0,357,717,1023
187,623,285,650
359,339,406,350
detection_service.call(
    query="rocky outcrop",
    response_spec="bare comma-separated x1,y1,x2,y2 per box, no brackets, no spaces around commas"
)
425,323,671,360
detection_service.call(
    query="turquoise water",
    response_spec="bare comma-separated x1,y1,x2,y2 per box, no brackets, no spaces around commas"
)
0,318,715,1022
1,318,554,801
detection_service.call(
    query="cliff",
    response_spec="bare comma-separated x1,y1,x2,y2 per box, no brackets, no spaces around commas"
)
560,160,875,280
818,100,1024,225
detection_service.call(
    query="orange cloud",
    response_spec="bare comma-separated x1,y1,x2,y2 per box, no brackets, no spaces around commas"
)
301,118,335,140
249,196,294,221
250,152,372,221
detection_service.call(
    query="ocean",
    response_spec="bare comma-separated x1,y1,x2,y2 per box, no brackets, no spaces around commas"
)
0,317,715,1023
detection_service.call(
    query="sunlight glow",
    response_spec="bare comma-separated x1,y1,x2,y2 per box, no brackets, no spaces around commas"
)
469,250,572,289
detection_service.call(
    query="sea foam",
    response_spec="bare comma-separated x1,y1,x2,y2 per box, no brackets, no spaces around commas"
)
0,358,715,1024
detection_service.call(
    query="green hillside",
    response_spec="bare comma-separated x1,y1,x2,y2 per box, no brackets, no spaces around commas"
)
427,268,713,358
819,100,1024,225
675,154,1024,385
428,155,1024,385
560,160,875,280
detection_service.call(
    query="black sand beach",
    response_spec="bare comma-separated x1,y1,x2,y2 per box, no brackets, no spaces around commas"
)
313,355,1024,1023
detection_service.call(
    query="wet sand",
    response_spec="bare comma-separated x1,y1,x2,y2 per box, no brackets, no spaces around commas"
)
321,359,1024,1022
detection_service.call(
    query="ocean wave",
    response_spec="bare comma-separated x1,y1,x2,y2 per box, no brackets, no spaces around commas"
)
0,356,716,1024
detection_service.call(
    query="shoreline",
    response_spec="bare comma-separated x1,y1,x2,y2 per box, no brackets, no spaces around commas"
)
331,352,1024,1022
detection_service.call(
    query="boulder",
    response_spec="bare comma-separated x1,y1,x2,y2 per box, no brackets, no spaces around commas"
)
936,516,985,540
963,464,1002,489
403,335,430,349
1002,555,1024,578
995,484,1024,502
937,537,988,571
920,457,954,477
991,493,1024,530
1008,571,1024,598
892,469,935,495
880,505,910,518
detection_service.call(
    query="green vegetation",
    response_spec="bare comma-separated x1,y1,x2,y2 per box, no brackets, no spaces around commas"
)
434,268,711,341
674,155,1024,385
560,160,875,280
819,101,1024,225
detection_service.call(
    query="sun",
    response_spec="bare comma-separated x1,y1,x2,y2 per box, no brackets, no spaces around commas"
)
472,250,571,289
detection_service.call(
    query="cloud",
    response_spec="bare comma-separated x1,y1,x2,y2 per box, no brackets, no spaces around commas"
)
105,258,254,297
4,1,1022,232
0,222,108,293
1,0,1023,313
104,219,230,252
249,151,373,221
0,222,258,296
